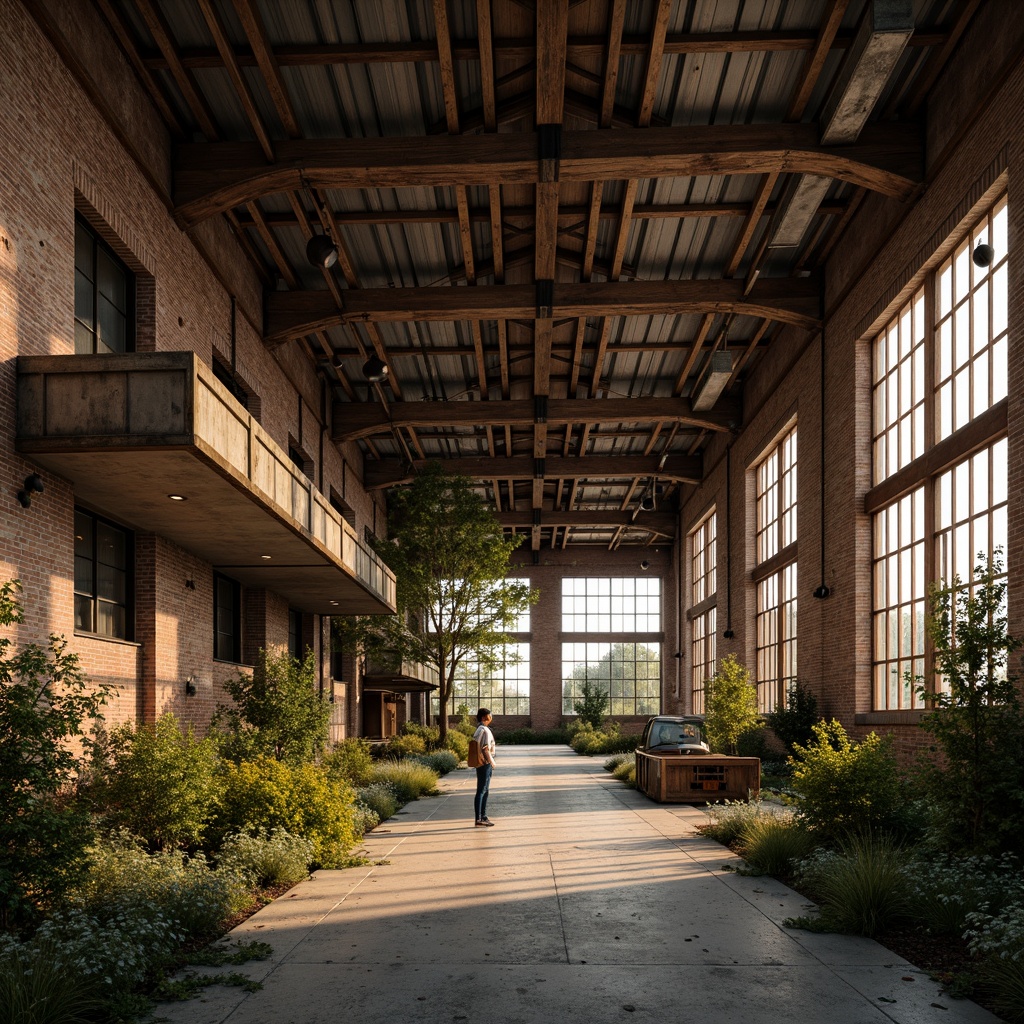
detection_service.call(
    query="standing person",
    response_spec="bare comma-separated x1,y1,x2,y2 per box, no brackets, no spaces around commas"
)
473,708,497,826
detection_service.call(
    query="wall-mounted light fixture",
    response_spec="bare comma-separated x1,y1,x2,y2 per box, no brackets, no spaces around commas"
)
362,354,389,382
640,560,650,571
184,675,197,697
973,243,995,267
16,473,44,508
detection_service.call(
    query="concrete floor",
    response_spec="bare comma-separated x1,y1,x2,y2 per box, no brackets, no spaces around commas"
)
161,746,1002,1024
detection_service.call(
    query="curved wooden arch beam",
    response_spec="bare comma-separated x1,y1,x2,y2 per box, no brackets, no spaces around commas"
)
264,278,821,346
174,122,921,227
330,396,738,443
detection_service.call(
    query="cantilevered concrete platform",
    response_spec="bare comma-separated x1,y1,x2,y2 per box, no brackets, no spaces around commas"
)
161,747,1000,1024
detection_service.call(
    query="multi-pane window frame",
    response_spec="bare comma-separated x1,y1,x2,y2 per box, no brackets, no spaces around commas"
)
445,642,532,717
429,578,532,718
560,577,663,717
214,572,242,664
74,507,134,641
687,510,717,714
867,192,1009,714
74,214,135,355
752,424,798,714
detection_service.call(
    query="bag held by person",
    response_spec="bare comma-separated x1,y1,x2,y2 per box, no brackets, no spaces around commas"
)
467,738,483,768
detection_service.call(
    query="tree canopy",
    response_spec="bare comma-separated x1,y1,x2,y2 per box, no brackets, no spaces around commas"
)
338,463,536,736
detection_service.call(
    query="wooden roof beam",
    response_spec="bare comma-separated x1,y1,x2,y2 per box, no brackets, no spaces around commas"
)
265,278,821,345
363,453,702,490
173,122,923,226
331,396,737,442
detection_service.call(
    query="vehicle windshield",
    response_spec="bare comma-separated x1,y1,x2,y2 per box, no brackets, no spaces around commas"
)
649,720,705,747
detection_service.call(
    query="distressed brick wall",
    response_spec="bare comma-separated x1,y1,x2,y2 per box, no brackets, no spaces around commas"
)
0,0,378,738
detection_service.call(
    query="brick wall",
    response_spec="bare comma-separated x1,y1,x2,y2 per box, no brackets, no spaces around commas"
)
0,0,379,738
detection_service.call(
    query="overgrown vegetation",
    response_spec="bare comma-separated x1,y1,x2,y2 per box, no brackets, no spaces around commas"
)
216,648,331,764
703,654,760,754
568,721,640,756
766,679,819,754
0,579,449,1022
789,719,908,845
573,679,609,729
0,580,112,932
915,554,1024,855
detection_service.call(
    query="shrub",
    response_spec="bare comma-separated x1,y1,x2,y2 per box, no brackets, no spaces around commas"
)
357,782,400,823
453,706,477,737
793,837,913,937
322,738,374,786
737,814,811,876
0,932,106,1024
966,899,1024,1022
443,730,469,762
573,680,609,729
352,805,381,836
612,758,636,787
367,759,439,803
570,726,639,756
91,713,222,850
402,722,441,747
789,719,906,844
413,750,459,775
736,726,774,759
385,733,427,757
603,752,634,772
70,831,247,940
908,851,1022,936
0,580,113,930
704,655,760,754
916,554,1024,855
216,829,313,888
217,647,331,764
766,679,820,754
216,757,359,868
696,799,775,847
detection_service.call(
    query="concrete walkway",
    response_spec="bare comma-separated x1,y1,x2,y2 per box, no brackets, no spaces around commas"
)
162,746,1001,1024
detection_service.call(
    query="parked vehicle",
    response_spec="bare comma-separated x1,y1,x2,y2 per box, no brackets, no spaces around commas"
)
638,715,711,755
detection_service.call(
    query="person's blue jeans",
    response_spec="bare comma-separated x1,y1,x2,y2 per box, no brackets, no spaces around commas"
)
474,763,492,821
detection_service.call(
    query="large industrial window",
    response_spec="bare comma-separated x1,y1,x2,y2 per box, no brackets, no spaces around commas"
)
561,577,662,716
869,195,1008,710
688,511,717,713
74,508,132,640
753,425,798,713
448,643,531,716
74,215,134,354
431,579,531,717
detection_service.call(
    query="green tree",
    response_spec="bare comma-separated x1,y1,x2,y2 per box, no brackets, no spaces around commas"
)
338,463,536,739
573,679,609,729
767,679,820,754
916,553,1024,854
0,580,113,929
703,654,760,754
217,647,331,764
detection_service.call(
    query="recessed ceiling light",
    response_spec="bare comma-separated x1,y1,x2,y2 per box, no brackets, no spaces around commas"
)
261,554,272,560
330,600,339,606
167,494,187,501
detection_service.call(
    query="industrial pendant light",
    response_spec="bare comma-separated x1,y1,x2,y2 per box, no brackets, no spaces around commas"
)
306,232,339,270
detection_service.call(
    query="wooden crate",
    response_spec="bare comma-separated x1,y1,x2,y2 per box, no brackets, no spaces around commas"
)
635,751,760,803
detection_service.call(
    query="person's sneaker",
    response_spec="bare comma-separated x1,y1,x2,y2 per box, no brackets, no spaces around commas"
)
475,820,488,826
480,818,495,826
